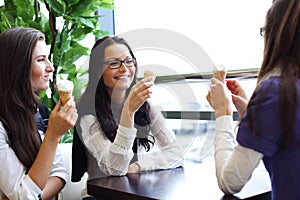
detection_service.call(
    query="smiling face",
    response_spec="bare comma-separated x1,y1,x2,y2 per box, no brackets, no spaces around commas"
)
31,40,54,91
103,43,136,95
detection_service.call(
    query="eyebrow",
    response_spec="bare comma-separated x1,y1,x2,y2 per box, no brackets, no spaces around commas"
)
106,55,131,61
34,55,47,59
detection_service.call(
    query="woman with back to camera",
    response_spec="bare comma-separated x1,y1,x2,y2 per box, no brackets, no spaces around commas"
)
207,0,300,199
71,36,184,199
0,27,78,200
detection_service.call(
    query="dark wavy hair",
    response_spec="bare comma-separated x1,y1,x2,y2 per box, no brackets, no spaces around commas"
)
0,27,44,169
246,0,300,148
77,36,154,152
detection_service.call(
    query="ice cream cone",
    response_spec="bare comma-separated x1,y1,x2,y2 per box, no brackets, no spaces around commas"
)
57,80,74,105
144,70,156,82
213,65,227,82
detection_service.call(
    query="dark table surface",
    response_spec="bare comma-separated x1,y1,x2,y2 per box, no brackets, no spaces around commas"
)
87,158,271,200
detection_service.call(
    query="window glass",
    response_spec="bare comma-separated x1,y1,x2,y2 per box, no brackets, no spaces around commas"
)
114,0,272,71
113,0,270,113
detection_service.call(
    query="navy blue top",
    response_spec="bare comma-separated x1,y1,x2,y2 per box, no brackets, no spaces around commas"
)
237,77,300,200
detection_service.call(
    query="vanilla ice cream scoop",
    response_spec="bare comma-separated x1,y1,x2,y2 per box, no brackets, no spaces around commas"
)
144,70,156,82
213,65,227,82
57,80,74,105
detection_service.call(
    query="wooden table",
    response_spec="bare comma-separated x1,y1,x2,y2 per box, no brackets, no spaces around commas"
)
87,158,271,200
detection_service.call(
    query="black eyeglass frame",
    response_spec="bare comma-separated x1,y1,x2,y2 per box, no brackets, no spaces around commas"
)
103,57,136,69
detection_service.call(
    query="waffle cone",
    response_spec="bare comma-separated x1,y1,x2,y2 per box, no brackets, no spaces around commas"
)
59,90,72,105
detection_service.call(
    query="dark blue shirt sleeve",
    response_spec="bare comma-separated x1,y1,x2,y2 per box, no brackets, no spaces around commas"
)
237,78,283,157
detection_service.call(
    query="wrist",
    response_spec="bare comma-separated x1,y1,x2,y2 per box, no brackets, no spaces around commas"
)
120,106,135,128
215,109,232,118
44,131,61,144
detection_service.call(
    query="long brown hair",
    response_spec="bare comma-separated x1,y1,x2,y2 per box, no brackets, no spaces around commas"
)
247,0,300,147
0,27,45,170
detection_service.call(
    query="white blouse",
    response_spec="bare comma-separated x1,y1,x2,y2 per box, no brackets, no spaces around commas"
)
79,103,185,180
0,121,68,200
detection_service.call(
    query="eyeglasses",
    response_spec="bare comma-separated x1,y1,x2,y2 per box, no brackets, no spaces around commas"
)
103,58,136,69
260,27,265,37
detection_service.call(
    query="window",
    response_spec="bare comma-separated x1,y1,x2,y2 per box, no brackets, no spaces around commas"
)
114,0,272,71
112,1,272,159
113,0,271,113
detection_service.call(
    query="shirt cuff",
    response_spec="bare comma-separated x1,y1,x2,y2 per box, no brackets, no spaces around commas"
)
24,174,43,199
113,125,137,150
216,115,235,136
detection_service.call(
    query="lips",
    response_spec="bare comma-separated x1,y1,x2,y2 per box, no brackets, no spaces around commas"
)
44,74,52,81
114,75,130,80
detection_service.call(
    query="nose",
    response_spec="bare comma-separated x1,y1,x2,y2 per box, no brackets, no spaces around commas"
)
118,62,127,71
46,58,54,72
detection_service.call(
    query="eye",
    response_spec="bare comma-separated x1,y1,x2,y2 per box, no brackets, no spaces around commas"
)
37,56,46,62
124,58,135,65
108,60,120,67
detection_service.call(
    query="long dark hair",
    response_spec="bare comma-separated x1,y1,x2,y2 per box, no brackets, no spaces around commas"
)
246,0,300,147
0,27,44,169
77,36,154,152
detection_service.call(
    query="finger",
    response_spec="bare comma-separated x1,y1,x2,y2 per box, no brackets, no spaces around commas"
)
60,100,74,113
141,81,154,89
141,88,152,98
52,99,62,112
142,77,155,82
206,93,211,104
211,77,222,84
69,112,78,126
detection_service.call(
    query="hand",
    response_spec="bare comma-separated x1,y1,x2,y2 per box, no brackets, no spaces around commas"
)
206,77,233,118
126,77,154,113
127,162,141,174
226,79,248,116
120,78,154,128
46,98,78,141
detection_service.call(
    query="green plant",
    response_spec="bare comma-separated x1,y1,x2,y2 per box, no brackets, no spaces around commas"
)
0,0,114,143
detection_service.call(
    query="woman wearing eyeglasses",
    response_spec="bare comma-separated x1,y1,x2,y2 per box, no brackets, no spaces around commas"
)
71,36,184,199
207,0,300,199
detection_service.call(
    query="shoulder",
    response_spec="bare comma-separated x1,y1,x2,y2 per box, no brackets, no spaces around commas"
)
257,77,280,92
80,114,97,125
79,114,100,133
254,77,281,101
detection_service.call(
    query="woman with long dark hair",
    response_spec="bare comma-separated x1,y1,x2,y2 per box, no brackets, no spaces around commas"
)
207,0,300,199
0,27,78,200
72,36,184,199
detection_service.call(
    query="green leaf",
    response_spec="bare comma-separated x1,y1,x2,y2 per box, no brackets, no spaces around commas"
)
93,29,110,38
100,2,115,9
59,130,74,143
77,17,94,28
14,0,35,21
63,46,89,67
0,12,11,31
66,0,80,7
15,17,28,27
72,27,93,41
45,0,66,15
3,0,16,11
